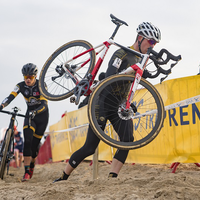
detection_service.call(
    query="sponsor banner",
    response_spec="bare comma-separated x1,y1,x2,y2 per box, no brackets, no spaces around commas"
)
49,75,200,164
127,75,200,163
49,106,113,162
49,114,71,162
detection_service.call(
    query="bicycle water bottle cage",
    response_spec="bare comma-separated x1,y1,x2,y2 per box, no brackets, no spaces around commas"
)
74,80,90,105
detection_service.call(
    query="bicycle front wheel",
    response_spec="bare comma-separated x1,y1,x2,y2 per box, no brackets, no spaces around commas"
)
88,74,165,150
39,40,96,101
0,129,12,179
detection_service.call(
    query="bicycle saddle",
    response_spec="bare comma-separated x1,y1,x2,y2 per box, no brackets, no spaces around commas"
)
110,14,128,26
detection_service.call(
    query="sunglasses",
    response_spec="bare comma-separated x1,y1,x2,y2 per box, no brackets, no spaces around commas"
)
147,39,157,45
24,75,35,80
140,35,157,45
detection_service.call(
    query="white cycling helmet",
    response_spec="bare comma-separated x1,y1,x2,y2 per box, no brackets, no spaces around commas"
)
137,22,161,43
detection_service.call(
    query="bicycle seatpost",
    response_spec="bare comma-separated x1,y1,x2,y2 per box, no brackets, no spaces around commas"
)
110,24,121,40
110,14,128,39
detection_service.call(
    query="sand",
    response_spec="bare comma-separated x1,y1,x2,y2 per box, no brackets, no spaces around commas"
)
1,161,200,200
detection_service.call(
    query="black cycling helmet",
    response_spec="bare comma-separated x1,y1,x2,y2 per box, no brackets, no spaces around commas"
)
22,63,38,76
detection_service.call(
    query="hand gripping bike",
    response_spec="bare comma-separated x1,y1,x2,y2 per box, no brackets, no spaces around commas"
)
39,14,181,150
0,107,26,179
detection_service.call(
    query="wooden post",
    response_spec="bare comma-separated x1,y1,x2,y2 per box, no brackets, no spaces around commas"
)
92,147,99,180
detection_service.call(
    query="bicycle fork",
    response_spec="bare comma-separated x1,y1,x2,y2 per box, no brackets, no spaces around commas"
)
121,54,150,110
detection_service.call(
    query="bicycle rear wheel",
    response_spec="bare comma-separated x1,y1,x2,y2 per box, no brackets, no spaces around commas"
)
39,40,96,101
88,74,165,150
0,129,12,179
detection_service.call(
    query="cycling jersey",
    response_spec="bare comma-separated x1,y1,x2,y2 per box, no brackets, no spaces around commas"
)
1,79,49,158
1,79,48,115
106,46,151,78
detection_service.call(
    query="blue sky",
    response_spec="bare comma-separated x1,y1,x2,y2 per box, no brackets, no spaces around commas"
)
0,0,199,134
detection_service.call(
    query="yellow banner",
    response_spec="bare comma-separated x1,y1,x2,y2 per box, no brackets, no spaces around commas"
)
127,75,200,163
49,106,114,162
49,114,72,161
49,75,200,164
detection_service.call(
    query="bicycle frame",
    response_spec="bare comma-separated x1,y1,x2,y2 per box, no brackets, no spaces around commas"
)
63,37,149,106
1,112,16,159
63,38,144,81
0,108,26,179
39,13,181,106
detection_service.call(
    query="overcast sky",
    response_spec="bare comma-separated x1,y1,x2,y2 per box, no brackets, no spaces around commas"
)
0,0,199,134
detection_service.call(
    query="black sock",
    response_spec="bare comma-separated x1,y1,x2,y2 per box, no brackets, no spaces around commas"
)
61,171,69,180
53,171,69,183
108,172,118,178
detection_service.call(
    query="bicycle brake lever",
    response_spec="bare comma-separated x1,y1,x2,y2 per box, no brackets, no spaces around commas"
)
159,59,179,83
160,75,168,83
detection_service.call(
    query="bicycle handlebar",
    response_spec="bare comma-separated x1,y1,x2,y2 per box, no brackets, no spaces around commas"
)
0,107,26,118
109,14,182,82
150,48,181,65
147,48,182,82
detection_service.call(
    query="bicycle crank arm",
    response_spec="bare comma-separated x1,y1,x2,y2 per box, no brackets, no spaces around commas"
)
73,79,90,105
75,90,82,105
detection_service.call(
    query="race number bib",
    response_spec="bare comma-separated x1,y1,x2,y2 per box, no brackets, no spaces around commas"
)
112,58,122,69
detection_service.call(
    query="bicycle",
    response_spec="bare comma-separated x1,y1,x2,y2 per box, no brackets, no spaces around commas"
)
0,107,26,179
39,14,181,150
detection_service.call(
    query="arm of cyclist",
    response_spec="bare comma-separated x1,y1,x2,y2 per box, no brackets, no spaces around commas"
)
105,48,149,79
0,85,20,111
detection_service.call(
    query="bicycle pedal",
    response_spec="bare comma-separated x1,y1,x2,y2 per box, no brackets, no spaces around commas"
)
70,96,76,103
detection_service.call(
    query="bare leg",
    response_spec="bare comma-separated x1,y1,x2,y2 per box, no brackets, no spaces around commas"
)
23,156,31,166
14,150,19,168
19,153,23,167
64,162,75,175
110,158,123,174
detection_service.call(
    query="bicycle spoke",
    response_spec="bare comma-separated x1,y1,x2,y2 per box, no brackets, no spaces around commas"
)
88,74,164,150
39,40,95,101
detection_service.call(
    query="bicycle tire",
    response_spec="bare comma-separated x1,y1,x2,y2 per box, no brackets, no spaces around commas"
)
39,40,96,101
0,129,12,179
88,74,165,150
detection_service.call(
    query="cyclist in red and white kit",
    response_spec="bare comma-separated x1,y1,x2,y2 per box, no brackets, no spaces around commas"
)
54,22,161,182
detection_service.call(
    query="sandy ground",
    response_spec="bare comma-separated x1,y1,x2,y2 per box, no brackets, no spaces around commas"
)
1,161,200,200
